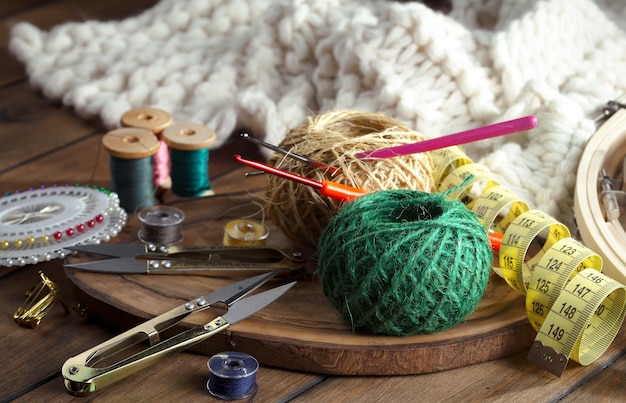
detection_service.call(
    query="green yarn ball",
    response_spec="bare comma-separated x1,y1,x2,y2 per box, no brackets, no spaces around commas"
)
317,189,492,336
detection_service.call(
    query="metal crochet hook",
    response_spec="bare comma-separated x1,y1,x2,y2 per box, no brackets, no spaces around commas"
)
240,133,342,178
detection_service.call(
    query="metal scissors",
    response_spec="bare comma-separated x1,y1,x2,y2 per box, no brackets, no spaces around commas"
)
64,243,306,279
62,271,295,396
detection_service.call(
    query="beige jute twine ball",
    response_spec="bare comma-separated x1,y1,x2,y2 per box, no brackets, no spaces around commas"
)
264,110,436,250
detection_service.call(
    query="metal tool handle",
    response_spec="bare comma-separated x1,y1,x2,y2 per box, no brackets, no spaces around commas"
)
146,264,307,280
152,245,304,263
139,246,307,278
62,316,230,396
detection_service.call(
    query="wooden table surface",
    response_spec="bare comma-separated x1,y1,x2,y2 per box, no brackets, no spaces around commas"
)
2,1,626,402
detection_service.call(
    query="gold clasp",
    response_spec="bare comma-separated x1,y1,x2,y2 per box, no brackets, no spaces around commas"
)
13,271,70,328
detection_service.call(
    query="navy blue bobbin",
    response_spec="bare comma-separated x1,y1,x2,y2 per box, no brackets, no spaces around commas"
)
207,351,259,400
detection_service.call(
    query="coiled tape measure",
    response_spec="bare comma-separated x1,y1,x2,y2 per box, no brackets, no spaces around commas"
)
431,130,626,376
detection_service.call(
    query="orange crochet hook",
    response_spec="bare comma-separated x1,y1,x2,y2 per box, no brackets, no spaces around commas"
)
488,230,503,252
234,154,503,251
234,154,368,203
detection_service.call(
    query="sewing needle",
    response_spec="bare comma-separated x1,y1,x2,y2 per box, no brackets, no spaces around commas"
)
240,133,342,177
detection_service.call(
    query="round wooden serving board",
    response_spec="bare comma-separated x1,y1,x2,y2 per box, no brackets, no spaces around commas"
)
64,178,536,376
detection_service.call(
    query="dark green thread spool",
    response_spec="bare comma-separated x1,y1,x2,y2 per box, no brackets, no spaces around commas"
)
102,127,160,214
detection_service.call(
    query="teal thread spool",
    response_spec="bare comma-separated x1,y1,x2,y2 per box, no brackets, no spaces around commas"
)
162,123,217,197
102,128,160,214
317,189,493,336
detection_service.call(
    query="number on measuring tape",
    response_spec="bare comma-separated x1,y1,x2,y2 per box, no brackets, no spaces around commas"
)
471,185,529,234
528,268,626,376
499,210,570,295
525,238,602,331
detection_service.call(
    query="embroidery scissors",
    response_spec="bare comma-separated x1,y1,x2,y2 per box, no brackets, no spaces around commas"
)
64,244,306,279
62,271,295,396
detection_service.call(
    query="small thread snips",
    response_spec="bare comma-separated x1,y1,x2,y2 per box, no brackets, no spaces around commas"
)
62,271,295,396
64,243,306,280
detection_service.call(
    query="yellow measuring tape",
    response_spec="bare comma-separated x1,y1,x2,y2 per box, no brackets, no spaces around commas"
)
499,209,570,295
525,238,602,331
431,144,626,376
528,268,626,375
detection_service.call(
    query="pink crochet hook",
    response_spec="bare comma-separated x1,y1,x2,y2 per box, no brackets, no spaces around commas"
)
356,115,538,160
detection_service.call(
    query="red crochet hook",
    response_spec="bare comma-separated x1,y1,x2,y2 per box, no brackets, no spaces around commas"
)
234,154,368,203
240,133,342,178
234,154,503,251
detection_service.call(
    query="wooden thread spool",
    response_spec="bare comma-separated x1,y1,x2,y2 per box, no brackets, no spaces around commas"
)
162,122,217,198
121,107,173,189
102,127,160,213
223,219,269,246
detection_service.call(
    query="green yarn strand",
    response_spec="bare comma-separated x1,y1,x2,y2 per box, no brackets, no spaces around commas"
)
317,189,492,336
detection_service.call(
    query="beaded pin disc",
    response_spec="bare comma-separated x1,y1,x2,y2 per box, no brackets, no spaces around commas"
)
0,185,127,267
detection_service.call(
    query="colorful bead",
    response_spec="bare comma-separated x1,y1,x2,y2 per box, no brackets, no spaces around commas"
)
14,238,23,248
40,234,50,243
1,240,9,249
96,214,104,223
76,223,86,232
66,228,75,236
53,231,62,240
26,236,36,245
87,219,96,228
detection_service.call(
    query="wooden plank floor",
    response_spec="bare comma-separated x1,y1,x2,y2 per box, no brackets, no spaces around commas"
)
1,1,626,401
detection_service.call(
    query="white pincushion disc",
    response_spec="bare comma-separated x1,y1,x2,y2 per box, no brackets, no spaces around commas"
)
0,184,127,267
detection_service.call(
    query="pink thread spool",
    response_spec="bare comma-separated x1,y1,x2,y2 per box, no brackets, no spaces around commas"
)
121,107,174,189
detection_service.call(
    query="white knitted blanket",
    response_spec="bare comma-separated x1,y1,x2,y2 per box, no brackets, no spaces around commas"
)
9,0,626,231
